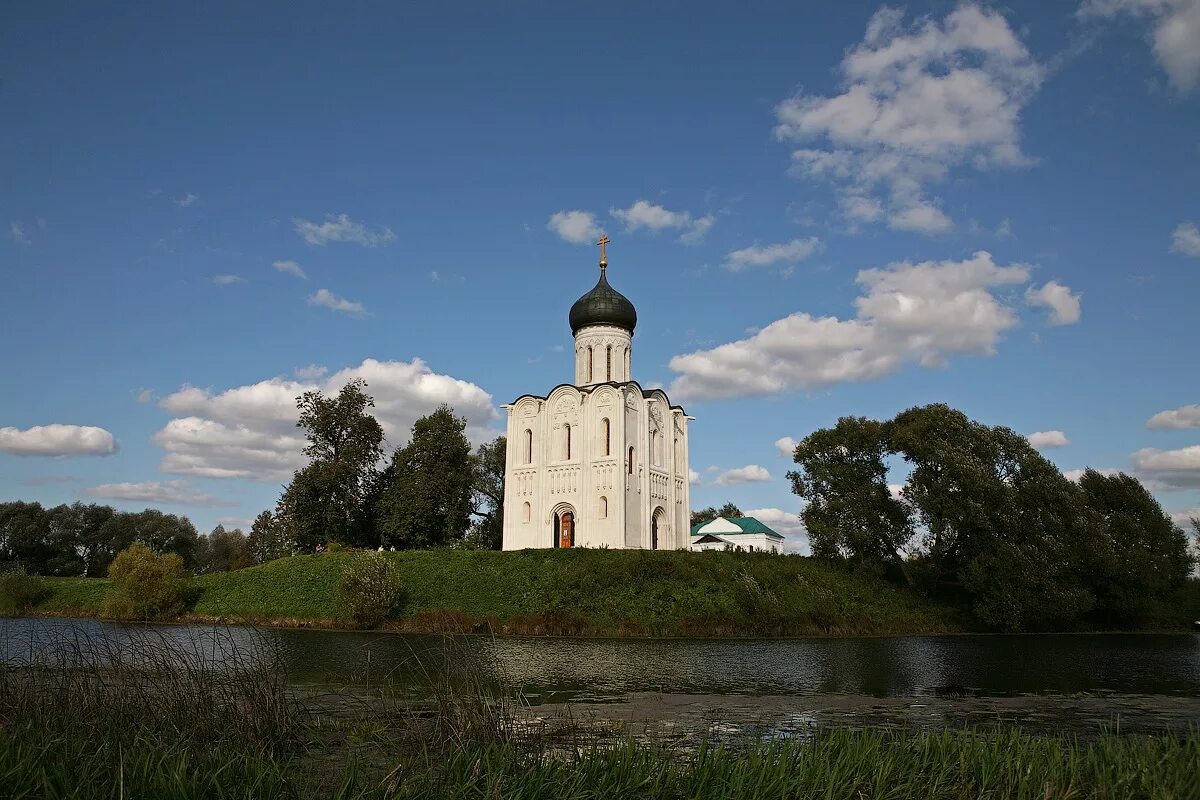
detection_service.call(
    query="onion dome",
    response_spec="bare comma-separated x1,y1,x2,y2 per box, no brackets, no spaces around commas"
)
569,268,637,335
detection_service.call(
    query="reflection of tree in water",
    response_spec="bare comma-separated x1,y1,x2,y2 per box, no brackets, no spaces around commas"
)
8,620,1200,701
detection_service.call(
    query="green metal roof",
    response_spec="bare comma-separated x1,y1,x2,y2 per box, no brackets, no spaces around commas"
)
569,269,637,334
689,516,785,539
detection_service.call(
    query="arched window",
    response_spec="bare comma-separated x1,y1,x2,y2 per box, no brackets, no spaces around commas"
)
524,429,533,464
606,345,612,381
599,496,608,518
602,417,610,456
651,430,660,467
628,446,635,474
587,346,593,382
565,424,572,460
522,502,530,523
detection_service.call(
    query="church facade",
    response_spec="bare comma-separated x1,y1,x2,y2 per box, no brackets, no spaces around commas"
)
501,239,691,551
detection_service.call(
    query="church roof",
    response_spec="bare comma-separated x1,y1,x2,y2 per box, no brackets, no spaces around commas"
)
689,516,785,539
506,380,685,413
569,269,637,335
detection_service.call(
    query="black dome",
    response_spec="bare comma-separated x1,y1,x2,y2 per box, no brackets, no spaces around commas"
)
569,270,637,335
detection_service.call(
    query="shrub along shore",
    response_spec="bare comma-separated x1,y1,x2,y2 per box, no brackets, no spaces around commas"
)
12,548,972,637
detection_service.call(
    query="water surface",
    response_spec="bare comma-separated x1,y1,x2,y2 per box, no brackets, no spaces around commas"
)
5,617,1199,703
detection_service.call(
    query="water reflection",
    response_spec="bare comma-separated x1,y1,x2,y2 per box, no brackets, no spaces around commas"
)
5,618,1199,699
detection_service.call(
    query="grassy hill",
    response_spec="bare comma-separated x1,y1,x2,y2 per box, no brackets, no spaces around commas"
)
26,549,969,637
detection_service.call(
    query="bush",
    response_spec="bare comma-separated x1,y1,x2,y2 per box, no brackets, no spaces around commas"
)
337,553,405,628
102,543,193,621
0,570,49,612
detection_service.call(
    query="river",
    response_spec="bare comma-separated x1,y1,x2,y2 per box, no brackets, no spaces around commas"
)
6,618,1199,737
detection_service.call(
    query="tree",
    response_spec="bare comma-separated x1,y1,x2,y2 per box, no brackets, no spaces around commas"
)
246,510,293,564
889,404,1092,630
787,417,910,575
103,543,192,621
468,435,506,550
124,509,200,568
691,503,743,527
0,501,51,574
45,502,119,577
278,379,384,550
1077,469,1194,627
194,525,251,574
375,406,473,549
783,404,1185,632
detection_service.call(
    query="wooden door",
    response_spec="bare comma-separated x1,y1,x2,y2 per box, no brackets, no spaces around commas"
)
560,512,574,548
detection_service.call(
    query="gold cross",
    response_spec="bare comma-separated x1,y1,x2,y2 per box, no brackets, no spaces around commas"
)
596,234,610,266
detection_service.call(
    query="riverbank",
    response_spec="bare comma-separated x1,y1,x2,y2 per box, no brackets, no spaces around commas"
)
17,549,972,637
5,619,1199,799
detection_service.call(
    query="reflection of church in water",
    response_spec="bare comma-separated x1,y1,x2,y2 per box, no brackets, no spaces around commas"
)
501,237,691,550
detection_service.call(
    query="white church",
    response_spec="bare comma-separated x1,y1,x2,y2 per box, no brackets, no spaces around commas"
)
501,237,692,550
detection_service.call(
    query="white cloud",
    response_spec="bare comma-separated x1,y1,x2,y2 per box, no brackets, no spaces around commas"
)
1025,281,1082,325
1169,507,1200,526
670,251,1032,400
775,4,1043,233
273,260,308,280
153,358,498,481
610,200,715,244
678,214,716,245
9,222,30,246
715,464,772,486
308,288,367,316
1132,445,1200,489
744,506,810,553
293,364,328,380
175,193,199,207
887,202,953,234
689,469,701,485
85,480,226,506
293,214,395,247
214,274,245,285
1147,404,1200,428
1171,221,1200,256
840,195,884,223
1027,430,1070,449
724,237,823,271
547,210,602,244
775,436,798,457
216,516,254,530
135,388,155,404
0,425,118,457
1062,467,1122,482
1081,0,1200,92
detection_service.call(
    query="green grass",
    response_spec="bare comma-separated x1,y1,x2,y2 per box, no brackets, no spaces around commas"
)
3,726,1197,800
20,549,968,636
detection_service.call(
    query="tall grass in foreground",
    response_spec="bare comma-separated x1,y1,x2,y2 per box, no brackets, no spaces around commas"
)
412,731,1200,800
1,622,1198,798
0,621,302,753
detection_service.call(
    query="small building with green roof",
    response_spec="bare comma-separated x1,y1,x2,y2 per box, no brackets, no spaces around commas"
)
689,515,785,554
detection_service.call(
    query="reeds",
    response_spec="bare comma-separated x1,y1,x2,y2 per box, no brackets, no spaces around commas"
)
410,728,1200,800
0,620,302,752
1,621,1197,799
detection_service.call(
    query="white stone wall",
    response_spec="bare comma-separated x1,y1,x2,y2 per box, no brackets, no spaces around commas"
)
502,325,690,551
574,325,632,385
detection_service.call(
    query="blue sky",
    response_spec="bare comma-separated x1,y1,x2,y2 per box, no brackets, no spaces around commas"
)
2,1,1198,546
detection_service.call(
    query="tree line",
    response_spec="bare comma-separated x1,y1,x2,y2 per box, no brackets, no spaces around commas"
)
787,403,1198,631
0,502,249,577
